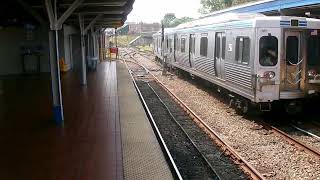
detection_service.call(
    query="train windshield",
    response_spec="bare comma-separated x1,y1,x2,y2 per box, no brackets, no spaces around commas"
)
259,36,278,66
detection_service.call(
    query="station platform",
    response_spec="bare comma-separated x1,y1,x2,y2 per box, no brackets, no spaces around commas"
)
0,61,173,180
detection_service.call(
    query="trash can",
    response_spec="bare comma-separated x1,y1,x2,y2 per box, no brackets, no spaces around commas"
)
88,56,98,71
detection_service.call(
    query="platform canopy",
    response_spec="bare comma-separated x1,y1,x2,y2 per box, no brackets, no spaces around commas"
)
202,0,320,18
0,0,135,29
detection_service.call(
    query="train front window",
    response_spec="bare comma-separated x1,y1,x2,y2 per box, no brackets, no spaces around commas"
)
286,36,299,64
259,36,278,66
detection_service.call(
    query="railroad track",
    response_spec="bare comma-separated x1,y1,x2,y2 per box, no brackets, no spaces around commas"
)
122,48,320,177
121,48,265,180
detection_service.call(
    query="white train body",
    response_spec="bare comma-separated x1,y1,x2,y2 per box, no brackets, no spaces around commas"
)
153,13,320,109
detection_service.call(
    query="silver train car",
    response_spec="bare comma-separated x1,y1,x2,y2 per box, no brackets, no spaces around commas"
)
153,13,320,113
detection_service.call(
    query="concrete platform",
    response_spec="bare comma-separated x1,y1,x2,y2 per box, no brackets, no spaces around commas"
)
117,61,174,180
0,61,173,180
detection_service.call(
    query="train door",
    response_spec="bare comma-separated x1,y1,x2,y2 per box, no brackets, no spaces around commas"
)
214,32,226,79
189,34,195,67
283,31,305,92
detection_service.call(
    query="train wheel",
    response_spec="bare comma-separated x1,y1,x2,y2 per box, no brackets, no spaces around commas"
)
235,99,250,116
285,101,302,115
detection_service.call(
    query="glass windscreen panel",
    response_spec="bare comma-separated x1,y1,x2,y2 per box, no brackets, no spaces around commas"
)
259,36,278,66
286,36,299,65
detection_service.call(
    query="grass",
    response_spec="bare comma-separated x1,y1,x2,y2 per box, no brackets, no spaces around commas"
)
137,45,153,52
114,35,139,47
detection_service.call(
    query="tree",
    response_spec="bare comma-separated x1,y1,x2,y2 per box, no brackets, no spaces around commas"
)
161,13,193,28
199,0,258,14
162,13,176,27
232,0,257,6
170,17,194,27
198,0,225,14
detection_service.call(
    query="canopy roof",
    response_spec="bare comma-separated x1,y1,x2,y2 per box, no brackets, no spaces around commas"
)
1,0,135,28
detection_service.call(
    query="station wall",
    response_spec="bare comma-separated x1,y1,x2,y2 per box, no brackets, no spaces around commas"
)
0,26,50,75
0,24,81,76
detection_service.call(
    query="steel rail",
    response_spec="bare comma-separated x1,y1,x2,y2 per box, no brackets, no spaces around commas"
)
290,124,320,141
123,57,183,180
122,48,266,180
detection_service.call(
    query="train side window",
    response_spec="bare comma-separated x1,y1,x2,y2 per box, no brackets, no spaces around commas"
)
236,37,250,64
215,35,220,58
259,36,278,66
200,37,208,57
181,38,186,53
222,36,226,60
192,37,196,53
169,39,173,53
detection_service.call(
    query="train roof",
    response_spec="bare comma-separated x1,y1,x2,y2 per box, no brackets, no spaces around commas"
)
153,13,320,36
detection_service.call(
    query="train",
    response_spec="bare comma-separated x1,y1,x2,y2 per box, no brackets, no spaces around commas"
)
153,13,320,114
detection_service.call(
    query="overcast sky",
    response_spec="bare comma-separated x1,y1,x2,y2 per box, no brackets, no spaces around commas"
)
127,0,201,23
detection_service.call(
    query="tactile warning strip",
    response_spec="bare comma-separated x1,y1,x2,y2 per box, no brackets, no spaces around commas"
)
117,61,174,180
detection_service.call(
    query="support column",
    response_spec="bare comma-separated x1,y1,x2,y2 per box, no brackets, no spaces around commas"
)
49,30,64,123
115,27,118,47
45,0,84,124
91,26,96,57
79,14,87,85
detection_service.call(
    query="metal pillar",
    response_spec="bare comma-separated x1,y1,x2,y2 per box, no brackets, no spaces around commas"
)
79,14,87,85
115,27,118,47
91,26,96,57
49,30,64,123
45,0,84,124
87,34,90,56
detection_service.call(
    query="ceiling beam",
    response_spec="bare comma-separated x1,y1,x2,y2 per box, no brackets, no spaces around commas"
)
32,1,127,8
83,14,103,34
16,0,47,25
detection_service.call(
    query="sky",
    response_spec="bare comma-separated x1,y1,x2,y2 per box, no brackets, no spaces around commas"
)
127,0,201,23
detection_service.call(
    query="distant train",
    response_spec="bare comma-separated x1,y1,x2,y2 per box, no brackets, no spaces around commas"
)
153,13,320,114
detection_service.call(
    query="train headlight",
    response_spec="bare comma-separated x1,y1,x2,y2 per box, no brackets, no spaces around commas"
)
308,69,317,79
263,71,275,79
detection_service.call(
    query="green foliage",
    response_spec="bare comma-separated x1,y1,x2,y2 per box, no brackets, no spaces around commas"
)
232,0,257,6
199,0,225,14
162,13,176,27
161,13,194,28
199,0,258,14
116,35,139,47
